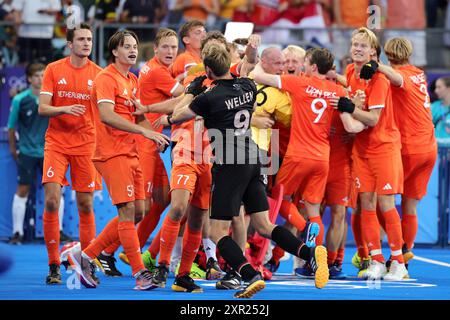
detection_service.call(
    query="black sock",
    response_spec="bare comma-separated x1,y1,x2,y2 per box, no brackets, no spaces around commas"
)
271,225,311,261
217,236,258,281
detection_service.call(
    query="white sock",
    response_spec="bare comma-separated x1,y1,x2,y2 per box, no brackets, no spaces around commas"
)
203,238,217,261
12,194,27,236
59,195,65,231
171,236,183,262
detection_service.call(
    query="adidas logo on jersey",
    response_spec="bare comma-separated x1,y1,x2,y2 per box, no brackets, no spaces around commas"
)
382,183,393,191
58,78,68,85
88,181,95,188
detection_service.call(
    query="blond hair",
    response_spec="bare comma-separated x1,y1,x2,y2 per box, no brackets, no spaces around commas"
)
154,28,178,47
203,44,231,77
384,37,413,65
282,45,306,60
351,27,379,50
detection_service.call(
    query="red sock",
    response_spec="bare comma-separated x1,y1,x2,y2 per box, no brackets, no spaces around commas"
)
103,240,121,255
84,217,119,260
336,248,345,266
158,216,181,265
351,214,369,259
376,206,386,232
401,213,418,251
118,221,145,275
280,200,306,232
178,225,202,276
43,210,60,265
383,208,404,263
271,245,285,264
361,210,384,263
148,229,161,259
327,250,338,266
310,216,324,245
79,212,96,251
137,203,165,248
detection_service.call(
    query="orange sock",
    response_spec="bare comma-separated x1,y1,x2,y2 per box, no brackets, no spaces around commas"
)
84,217,119,260
309,216,324,245
79,212,96,250
137,203,165,248
383,208,404,263
280,200,306,232
361,210,384,263
327,250,338,266
271,245,285,264
401,214,417,251
103,240,121,255
148,229,161,258
351,214,369,259
118,221,145,275
158,216,181,265
178,225,202,276
43,210,60,265
336,248,345,266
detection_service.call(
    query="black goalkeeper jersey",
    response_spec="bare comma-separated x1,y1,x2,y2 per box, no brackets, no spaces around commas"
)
189,76,260,165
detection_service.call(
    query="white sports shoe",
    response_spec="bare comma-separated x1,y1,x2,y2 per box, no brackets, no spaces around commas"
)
383,260,408,281
364,260,387,280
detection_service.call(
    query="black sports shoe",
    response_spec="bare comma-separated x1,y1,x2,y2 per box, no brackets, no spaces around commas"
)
152,264,169,288
60,231,73,243
172,274,203,292
206,257,224,280
234,273,265,298
46,263,62,285
97,253,122,277
216,269,242,290
9,232,23,245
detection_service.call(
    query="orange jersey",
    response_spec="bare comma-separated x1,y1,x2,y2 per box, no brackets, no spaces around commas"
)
91,64,140,162
329,109,353,164
171,49,202,79
391,65,436,155
40,57,102,155
352,72,401,158
138,56,180,132
173,72,211,160
279,74,347,161
345,63,368,95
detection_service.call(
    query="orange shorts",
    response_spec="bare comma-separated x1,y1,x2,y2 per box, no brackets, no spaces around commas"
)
170,162,212,210
94,170,103,191
402,150,437,199
42,149,96,193
324,160,352,207
94,155,145,205
138,141,169,198
352,151,404,195
275,156,329,204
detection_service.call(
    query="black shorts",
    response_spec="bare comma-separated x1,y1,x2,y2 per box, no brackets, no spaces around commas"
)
17,154,43,185
210,164,269,220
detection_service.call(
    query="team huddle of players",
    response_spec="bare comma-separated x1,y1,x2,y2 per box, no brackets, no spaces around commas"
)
39,18,436,299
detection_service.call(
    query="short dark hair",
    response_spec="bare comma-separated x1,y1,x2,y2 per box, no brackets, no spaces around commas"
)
438,76,450,88
26,62,45,77
66,22,92,42
179,20,205,47
305,48,335,75
108,29,139,62
203,44,230,77
201,31,227,52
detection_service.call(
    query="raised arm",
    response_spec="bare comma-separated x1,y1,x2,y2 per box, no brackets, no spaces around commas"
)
252,63,281,88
